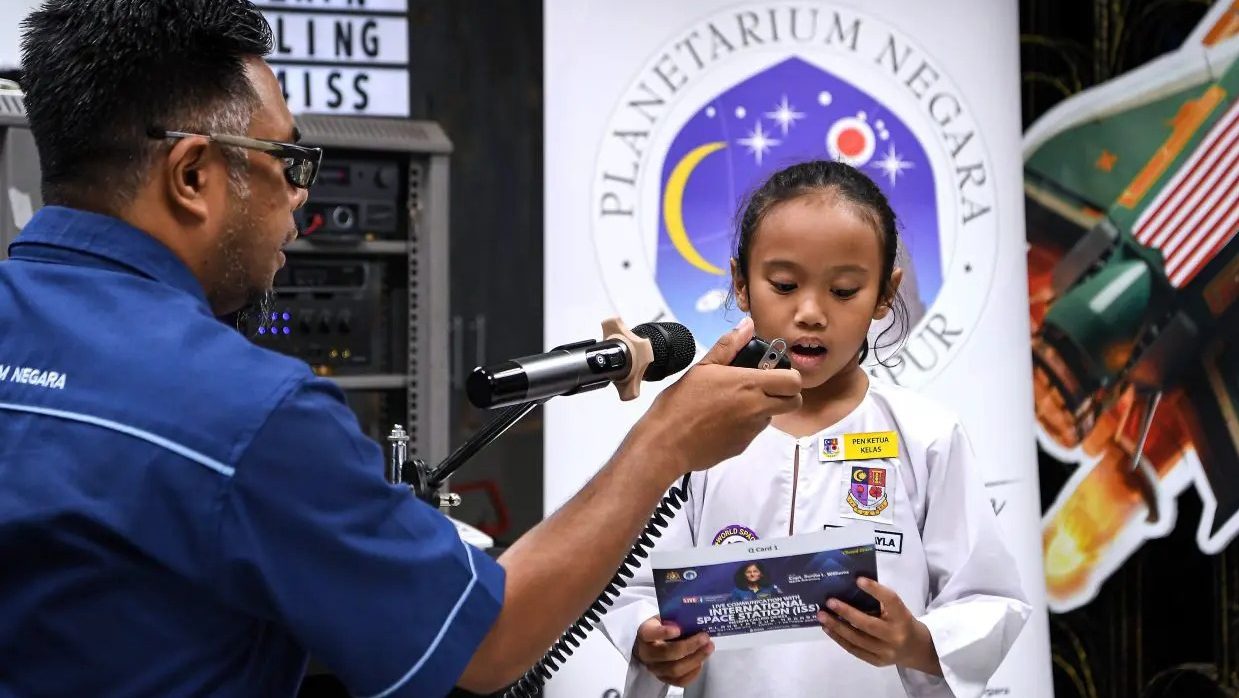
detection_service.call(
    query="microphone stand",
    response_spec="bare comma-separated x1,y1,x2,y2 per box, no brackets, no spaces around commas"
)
387,399,547,510
385,315,658,511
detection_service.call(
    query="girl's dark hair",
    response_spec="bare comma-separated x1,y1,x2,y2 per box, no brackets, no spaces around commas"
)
731,160,908,365
733,562,767,588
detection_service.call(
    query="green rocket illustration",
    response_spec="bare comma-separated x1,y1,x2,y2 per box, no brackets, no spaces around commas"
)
1024,2,1238,610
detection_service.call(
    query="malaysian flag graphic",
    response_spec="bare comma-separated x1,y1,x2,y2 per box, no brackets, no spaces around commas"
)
1133,98,1239,288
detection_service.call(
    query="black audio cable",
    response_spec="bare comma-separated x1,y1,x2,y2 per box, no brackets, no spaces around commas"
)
501,473,693,698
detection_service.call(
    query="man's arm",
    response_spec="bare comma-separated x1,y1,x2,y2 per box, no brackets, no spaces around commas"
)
458,318,802,693
211,319,796,698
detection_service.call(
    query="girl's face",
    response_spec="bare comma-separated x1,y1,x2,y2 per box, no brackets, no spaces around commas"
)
733,193,901,391
745,565,762,583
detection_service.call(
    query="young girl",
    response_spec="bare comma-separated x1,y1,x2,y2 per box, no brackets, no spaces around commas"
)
600,160,1031,697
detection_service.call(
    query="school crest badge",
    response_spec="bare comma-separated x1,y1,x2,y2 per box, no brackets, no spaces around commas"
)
822,436,841,459
846,465,889,516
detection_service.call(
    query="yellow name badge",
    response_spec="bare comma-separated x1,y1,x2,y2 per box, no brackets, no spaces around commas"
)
820,431,899,461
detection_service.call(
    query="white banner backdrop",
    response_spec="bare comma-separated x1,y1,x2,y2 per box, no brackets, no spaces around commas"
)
544,2,1052,695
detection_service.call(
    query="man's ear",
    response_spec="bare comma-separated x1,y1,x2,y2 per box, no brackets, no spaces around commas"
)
161,136,218,222
731,258,750,313
874,267,904,320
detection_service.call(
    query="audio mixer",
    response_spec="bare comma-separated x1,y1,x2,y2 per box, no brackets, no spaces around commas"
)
242,259,397,375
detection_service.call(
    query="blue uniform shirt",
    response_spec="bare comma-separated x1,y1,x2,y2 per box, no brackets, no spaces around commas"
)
0,207,505,697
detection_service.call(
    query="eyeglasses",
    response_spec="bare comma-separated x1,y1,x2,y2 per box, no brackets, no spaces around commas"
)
147,126,322,189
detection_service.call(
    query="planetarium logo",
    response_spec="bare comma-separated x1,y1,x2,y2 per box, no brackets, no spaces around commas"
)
590,3,999,386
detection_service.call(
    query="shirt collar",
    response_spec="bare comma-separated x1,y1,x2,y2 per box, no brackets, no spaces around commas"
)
8,205,209,306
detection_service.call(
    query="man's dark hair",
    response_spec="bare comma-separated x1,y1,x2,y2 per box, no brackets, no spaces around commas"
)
20,0,274,214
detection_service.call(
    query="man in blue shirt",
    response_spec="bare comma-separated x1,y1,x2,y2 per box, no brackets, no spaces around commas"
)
0,2,803,696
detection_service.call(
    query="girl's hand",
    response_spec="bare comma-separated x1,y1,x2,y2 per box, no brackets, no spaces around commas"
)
818,577,942,676
634,616,714,687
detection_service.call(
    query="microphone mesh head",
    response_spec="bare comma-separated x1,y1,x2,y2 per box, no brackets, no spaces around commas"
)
632,322,696,381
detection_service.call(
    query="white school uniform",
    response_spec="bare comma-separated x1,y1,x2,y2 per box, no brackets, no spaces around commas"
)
599,380,1031,698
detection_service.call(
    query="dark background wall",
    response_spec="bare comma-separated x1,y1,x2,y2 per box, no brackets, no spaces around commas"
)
407,0,546,552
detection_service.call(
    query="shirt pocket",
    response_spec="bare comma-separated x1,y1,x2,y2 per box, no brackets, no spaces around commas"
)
838,460,897,526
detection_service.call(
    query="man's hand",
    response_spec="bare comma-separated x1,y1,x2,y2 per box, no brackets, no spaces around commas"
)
629,317,802,477
818,578,942,676
634,616,713,687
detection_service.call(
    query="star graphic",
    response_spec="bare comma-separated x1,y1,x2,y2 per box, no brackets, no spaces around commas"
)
738,120,781,165
872,144,913,186
1095,149,1118,172
765,95,805,136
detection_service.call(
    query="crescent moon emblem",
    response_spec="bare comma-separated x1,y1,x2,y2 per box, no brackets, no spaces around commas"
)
663,141,727,276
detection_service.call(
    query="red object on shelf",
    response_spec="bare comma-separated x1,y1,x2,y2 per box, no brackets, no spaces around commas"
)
451,480,511,539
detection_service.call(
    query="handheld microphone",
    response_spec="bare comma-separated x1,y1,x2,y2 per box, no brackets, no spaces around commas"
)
466,319,696,409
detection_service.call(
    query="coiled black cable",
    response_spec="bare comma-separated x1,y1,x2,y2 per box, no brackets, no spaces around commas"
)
501,473,692,698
